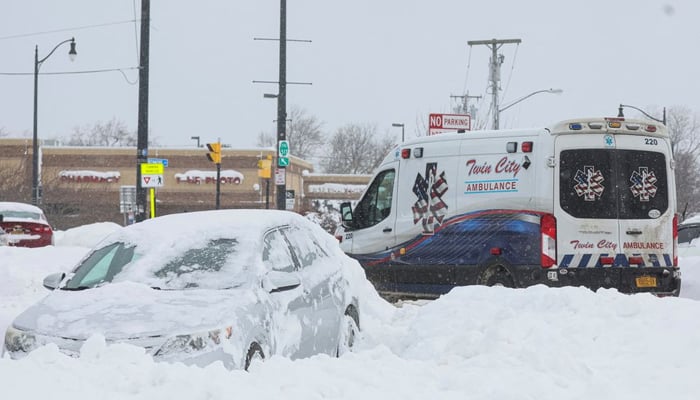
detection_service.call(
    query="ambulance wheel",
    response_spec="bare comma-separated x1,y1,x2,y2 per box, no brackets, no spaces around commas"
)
486,273,515,287
483,265,516,288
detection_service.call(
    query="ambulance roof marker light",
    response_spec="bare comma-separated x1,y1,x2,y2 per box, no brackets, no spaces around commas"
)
401,148,411,159
645,125,657,133
569,123,583,131
588,122,604,129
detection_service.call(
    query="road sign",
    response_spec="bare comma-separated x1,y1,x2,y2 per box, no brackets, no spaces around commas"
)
274,168,286,185
278,140,289,157
428,113,471,135
147,158,169,167
285,190,295,210
119,185,137,213
140,163,164,175
141,174,164,188
278,157,289,167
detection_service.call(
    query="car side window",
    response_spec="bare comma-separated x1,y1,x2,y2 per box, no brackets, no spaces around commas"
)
80,245,121,286
679,225,700,244
66,243,135,289
262,229,297,272
282,226,329,270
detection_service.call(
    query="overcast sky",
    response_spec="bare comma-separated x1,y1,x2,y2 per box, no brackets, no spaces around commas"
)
1,0,698,149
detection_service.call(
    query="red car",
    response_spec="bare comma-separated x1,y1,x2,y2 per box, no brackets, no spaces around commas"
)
0,202,54,247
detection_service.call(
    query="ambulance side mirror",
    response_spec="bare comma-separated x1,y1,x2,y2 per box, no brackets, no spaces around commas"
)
340,202,353,224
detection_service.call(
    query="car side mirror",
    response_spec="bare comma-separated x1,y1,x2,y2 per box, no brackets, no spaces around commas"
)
262,270,301,293
43,272,66,290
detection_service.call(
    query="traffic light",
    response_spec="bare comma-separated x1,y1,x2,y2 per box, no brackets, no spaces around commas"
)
257,156,272,178
206,142,221,164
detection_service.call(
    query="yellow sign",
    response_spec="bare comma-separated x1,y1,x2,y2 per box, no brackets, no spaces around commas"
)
141,163,164,175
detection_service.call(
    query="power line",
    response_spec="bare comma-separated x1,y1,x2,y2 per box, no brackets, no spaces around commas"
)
0,19,139,41
132,0,140,63
0,67,140,85
501,43,520,103
462,45,473,95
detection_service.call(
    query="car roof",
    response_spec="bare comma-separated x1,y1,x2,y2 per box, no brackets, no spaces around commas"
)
0,202,45,214
98,209,327,252
681,214,700,226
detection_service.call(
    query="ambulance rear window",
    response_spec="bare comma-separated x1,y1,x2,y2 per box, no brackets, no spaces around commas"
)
616,149,668,219
559,149,616,219
559,149,668,220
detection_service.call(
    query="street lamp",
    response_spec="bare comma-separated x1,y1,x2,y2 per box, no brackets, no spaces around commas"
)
190,136,201,147
392,123,405,142
496,88,563,130
617,104,666,125
32,37,77,205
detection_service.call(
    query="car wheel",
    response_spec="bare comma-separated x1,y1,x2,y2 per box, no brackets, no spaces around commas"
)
337,308,360,357
244,342,264,371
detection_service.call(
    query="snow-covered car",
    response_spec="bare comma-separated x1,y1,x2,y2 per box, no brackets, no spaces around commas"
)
2,209,363,370
0,202,53,247
678,215,700,257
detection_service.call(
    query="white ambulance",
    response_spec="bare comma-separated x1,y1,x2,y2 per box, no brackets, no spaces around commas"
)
337,117,680,298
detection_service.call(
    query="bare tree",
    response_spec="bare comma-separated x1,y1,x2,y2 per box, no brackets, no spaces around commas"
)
256,130,275,148
256,106,325,160
666,106,700,218
66,118,137,147
321,123,396,174
0,157,30,202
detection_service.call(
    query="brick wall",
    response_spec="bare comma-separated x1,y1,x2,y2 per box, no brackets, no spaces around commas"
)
0,140,369,230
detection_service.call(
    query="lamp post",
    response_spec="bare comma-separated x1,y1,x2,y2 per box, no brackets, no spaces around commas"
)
617,104,666,125
32,38,77,205
190,136,201,147
392,123,405,142
496,88,562,130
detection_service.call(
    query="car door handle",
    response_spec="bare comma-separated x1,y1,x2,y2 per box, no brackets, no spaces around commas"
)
383,227,392,233
626,229,643,235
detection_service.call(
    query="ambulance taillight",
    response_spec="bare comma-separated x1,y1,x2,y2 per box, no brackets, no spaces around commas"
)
540,214,557,268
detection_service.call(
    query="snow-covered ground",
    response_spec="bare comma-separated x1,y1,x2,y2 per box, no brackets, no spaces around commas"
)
2,222,700,399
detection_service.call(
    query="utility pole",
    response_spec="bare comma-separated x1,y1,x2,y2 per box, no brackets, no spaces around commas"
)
253,0,311,210
276,0,287,211
135,0,150,221
467,38,521,130
450,93,482,115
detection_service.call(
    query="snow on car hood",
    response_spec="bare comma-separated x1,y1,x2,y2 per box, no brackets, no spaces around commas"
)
12,281,262,340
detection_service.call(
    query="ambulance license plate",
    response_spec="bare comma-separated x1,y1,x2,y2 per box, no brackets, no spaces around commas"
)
635,276,657,288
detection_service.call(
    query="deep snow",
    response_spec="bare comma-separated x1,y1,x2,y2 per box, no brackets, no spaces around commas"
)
2,221,700,399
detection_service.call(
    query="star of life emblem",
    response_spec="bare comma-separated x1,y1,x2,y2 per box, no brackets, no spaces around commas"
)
412,163,448,235
629,166,657,202
574,165,605,201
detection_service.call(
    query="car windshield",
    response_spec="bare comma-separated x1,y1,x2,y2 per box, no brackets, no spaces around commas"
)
64,238,253,290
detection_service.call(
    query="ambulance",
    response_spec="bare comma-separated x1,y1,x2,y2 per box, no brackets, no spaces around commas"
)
337,117,681,298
